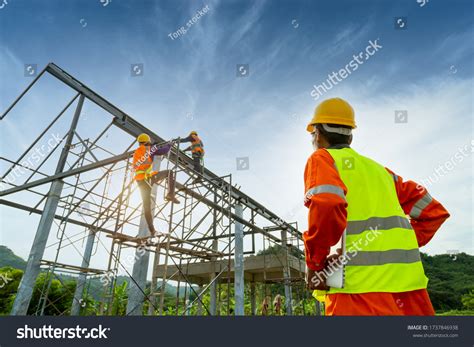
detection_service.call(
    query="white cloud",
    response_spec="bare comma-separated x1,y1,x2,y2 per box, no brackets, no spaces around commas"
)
230,76,473,255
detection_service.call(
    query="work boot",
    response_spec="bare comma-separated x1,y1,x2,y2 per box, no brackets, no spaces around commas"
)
165,195,180,204
134,226,160,239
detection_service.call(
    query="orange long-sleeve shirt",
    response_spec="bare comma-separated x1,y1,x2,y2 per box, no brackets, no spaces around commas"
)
303,147,450,315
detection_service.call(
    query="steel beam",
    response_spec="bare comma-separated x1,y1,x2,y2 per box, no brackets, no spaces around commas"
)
42,63,301,241
234,204,244,316
70,229,96,315
11,94,84,315
0,199,115,234
0,151,133,197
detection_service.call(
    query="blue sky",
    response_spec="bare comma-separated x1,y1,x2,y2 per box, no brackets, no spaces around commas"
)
0,0,473,268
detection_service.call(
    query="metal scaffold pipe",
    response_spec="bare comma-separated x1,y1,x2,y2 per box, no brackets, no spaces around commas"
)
11,94,85,315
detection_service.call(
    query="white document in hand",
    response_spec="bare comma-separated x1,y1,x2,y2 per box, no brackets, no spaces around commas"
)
325,230,346,289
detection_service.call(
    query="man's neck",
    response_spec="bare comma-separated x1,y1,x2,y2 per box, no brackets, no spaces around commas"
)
327,144,350,149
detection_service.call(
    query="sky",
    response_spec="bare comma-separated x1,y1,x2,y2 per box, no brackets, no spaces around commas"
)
0,0,473,274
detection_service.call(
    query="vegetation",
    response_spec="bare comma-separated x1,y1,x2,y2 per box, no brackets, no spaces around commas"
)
421,252,474,312
0,246,26,270
0,246,472,315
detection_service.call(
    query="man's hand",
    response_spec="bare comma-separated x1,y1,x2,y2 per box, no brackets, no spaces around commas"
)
305,249,344,290
325,248,343,269
305,266,329,290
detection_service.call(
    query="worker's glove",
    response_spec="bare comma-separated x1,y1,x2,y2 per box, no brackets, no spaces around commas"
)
305,266,329,291
324,248,343,269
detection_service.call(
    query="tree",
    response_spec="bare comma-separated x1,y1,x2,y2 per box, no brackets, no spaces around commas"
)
110,281,128,315
461,290,474,310
0,267,23,314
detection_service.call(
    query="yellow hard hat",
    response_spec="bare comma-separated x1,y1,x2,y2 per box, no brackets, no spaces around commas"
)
190,131,197,136
306,98,356,132
137,133,151,143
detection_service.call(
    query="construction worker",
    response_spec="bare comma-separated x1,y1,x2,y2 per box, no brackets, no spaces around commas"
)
133,133,180,236
180,131,205,176
273,294,282,315
261,296,270,316
303,98,450,315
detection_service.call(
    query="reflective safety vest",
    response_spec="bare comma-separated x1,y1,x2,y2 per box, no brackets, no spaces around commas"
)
191,135,204,155
322,147,428,294
133,145,158,181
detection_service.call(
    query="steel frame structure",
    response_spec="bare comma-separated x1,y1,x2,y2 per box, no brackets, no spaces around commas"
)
0,63,310,316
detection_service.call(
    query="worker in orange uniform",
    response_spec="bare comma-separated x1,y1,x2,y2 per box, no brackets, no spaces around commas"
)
133,133,180,236
303,98,450,315
180,131,205,177
261,296,270,316
273,294,282,315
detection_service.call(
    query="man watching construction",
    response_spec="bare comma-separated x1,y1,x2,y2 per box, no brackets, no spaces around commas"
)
133,133,180,236
303,97,450,315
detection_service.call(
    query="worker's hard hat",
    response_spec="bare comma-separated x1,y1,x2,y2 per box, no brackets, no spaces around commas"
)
306,97,356,132
137,133,151,143
190,131,198,136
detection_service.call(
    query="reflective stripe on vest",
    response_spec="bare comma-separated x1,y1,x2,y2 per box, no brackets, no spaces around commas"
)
325,147,428,294
409,193,432,219
134,145,156,180
191,136,204,154
135,165,154,180
347,248,421,266
346,215,411,235
305,184,346,201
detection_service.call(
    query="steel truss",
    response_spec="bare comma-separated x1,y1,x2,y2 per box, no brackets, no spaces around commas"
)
1,63,312,316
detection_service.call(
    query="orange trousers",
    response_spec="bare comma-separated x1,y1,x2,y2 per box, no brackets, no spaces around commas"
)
325,289,435,316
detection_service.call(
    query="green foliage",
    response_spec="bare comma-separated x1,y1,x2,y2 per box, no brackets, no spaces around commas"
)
421,252,474,313
1,246,473,316
0,266,23,314
1,267,77,315
110,281,127,315
28,272,76,315
437,309,474,316
461,290,474,310
0,246,26,270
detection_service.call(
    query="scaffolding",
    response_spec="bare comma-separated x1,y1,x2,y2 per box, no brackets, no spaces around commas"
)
0,63,312,316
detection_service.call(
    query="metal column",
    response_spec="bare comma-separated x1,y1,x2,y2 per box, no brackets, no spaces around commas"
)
209,239,218,315
70,229,96,315
11,94,85,315
315,301,322,316
234,203,244,316
281,228,293,315
126,157,161,315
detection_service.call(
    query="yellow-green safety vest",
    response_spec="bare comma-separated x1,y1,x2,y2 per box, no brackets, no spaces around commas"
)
324,147,428,294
